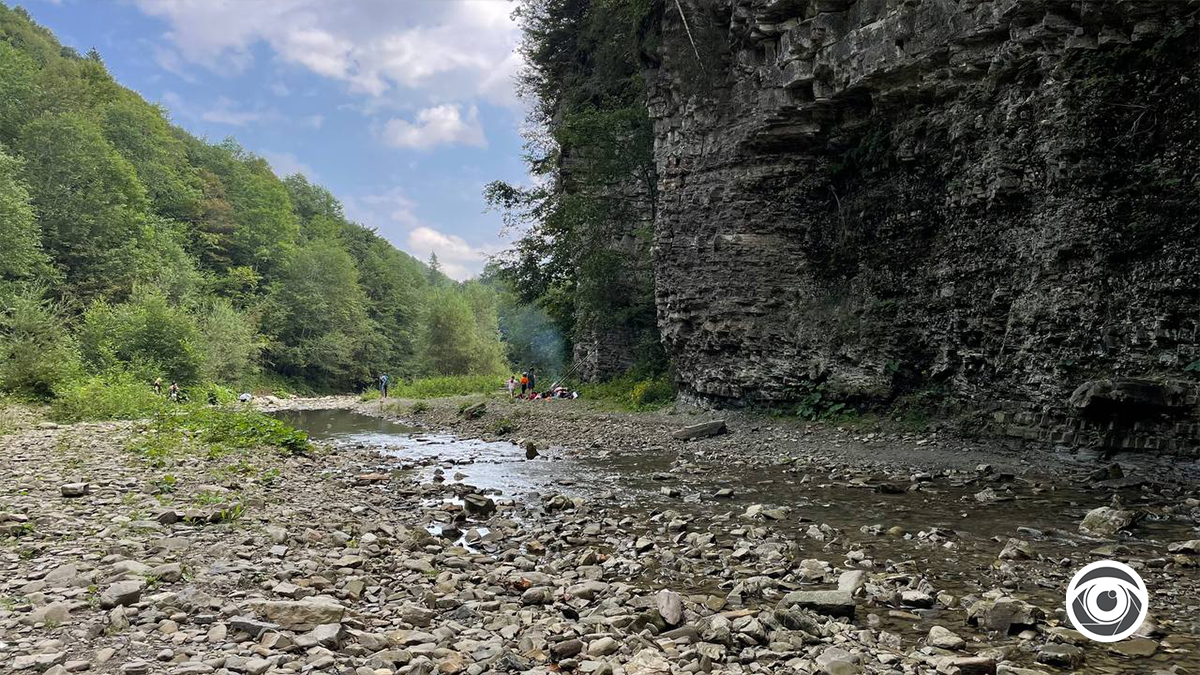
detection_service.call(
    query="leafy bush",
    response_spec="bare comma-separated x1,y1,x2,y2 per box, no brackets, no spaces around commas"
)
359,387,381,402
581,371,675,411
51,370,166,422
388,375,502,399
197,298,263,384
0,288,82,400
151,406,310,455
78,289,204,386
629,376,674,409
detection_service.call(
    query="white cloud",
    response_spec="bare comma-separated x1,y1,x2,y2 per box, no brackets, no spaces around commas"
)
200,96,267,126
160,91,325,131
407,226,495,280
343,188,495,280
262,151,318,181
348,188,422,231
381,105,486,150
133,0,523,108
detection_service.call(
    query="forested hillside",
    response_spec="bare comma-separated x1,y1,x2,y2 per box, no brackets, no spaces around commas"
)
0,3,511,402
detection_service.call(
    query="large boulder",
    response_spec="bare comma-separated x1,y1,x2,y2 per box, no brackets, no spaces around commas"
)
1080,506,1136,537
247,599,345,629
966,597,1044,634
778,590,855,619
1069,378,1192,417
671,420,727,441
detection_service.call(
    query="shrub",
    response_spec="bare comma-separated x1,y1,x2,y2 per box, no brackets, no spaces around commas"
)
388,375,502,399
197,298,263,384
78,289,204,386
151,406,309,455
580,371,676,411
359,387,381,402
51,370,166,422
0,289,82,400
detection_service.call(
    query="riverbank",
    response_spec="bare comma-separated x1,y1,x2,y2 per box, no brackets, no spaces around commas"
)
270,392,1200,483
1,398,1198,675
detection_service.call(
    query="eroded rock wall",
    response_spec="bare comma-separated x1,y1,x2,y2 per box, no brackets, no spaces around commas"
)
648,0,1200,452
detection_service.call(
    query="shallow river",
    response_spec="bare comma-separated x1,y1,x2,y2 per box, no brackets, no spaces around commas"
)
273,408,1200,671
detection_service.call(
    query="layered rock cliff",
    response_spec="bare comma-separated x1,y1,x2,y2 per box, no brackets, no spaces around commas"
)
647,0,1199,453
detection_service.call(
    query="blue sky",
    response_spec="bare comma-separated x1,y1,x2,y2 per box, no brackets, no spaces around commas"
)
22,0,531,279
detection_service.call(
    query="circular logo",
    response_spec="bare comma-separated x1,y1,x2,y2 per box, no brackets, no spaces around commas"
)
1066,560,1148,642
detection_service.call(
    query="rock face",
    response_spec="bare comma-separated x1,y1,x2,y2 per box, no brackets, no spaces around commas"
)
647,0,1199,454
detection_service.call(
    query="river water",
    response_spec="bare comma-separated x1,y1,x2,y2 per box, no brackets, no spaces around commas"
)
273,408,1200,671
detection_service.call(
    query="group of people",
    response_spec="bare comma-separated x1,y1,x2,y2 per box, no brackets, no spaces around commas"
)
152,377,181,402
507,370,577,400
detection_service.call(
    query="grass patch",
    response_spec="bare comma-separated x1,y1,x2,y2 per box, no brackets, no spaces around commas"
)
359,387,381,402
154,407,310,455
51,371,167,422
387,375,502,399
580,371,675,411
125,405,309,467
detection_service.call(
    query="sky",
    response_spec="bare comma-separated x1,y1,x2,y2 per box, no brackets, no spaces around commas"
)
22,0,532,280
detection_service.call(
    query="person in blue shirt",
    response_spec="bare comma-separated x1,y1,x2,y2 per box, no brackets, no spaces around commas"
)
379,373,390,399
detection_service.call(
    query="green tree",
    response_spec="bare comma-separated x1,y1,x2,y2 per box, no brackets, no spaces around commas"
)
102,95,203,221
0,40,39,146
342,223,426,379
420,285,508,376
197,298,263,384
18,112,151,300
427,252,444,285
0,147,46,281
0,287,81,400
189,139,298,274
78,289,205,385
263,240,373,388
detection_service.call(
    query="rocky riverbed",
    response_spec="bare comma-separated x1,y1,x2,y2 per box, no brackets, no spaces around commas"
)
2,396,1199,675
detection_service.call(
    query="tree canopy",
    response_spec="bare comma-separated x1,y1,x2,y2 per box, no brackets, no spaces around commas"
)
0,2,510,398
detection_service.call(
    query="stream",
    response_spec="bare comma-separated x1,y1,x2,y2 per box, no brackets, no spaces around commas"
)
273,407,1200,672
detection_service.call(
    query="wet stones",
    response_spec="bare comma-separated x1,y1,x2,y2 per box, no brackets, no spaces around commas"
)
837,570,866,594
1079,506,1137,536
1167,539,1200,554
966,597,1044,634
927,625,966,650
462,493,496,516
998,538,1035,560
1035,643,1085,668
